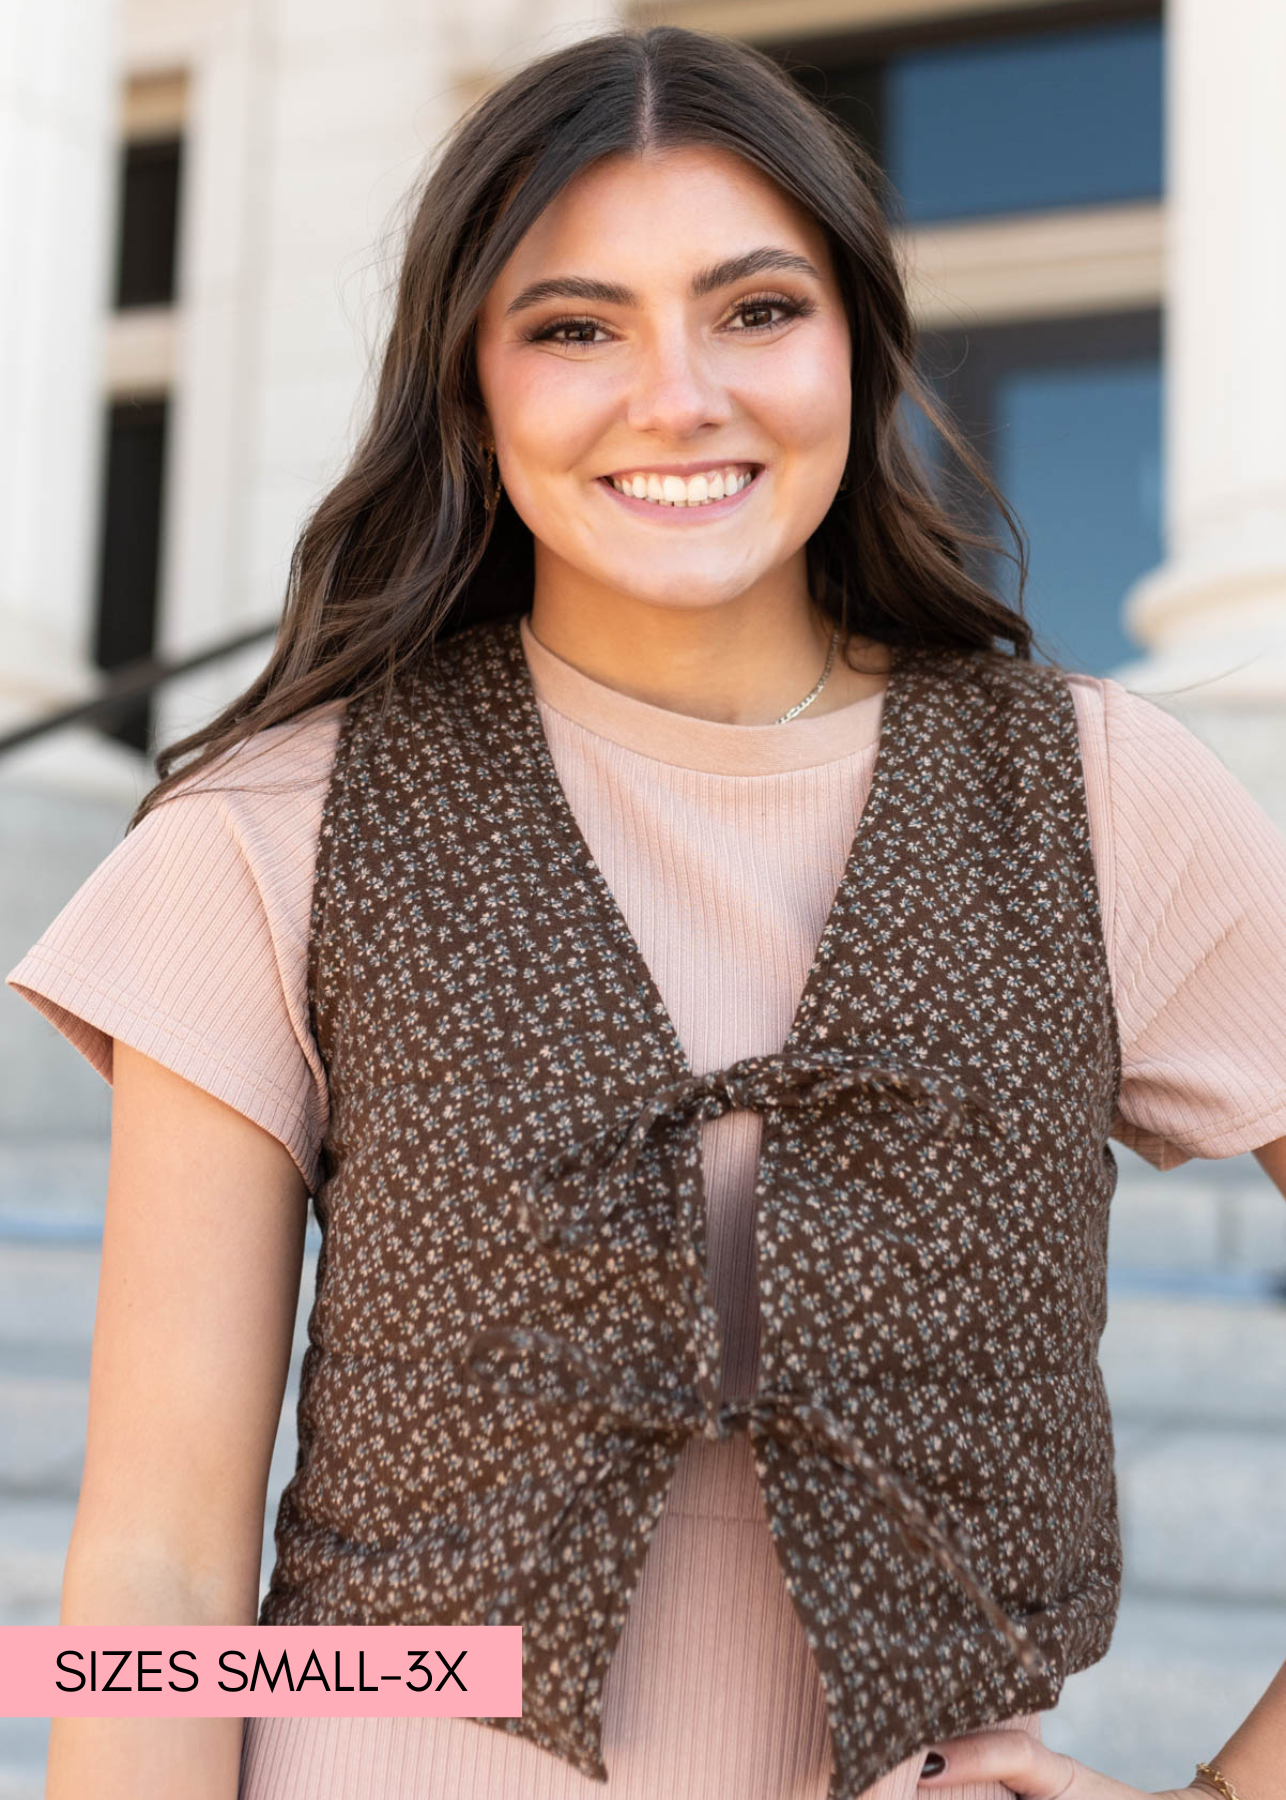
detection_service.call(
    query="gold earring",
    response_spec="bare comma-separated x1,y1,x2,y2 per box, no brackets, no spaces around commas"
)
484,443,502,516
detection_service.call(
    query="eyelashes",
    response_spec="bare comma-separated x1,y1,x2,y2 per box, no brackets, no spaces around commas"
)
521,291,819,350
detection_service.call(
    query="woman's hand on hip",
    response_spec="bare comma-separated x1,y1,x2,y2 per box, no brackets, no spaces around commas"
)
916,1727,1213,1800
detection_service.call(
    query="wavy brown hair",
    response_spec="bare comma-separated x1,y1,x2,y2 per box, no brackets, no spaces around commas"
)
129,23,1054,832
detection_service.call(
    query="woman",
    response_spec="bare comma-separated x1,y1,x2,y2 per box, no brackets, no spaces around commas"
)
8,24,1286,1800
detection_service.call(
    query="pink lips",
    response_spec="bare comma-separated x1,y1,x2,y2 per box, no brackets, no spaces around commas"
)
597,468,763,521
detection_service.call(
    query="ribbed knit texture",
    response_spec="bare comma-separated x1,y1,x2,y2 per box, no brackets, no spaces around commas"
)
9,612,1286,1798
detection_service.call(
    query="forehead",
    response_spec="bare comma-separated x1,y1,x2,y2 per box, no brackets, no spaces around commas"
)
485,144,834,303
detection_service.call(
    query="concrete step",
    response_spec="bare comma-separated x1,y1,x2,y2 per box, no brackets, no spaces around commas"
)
0,1141,111,1244
1046,1588,1286,1791
0,1375,87,1498
1118,1423,1286,1601
1108,1161,1286,1295
0,1725,45,1800
0,1497,78,1629
1101,1291,1286,1427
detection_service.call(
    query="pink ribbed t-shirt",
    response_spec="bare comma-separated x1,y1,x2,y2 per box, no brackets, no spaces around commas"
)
9,612,1286,1800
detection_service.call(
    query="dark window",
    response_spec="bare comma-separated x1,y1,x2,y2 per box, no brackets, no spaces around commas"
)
92,398,169,752
780,12,1162,224
911,311,1162,677
887,19,1162,222
113,136,183,308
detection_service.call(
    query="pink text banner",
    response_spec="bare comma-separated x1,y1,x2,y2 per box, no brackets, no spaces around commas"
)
0,1626,522,1718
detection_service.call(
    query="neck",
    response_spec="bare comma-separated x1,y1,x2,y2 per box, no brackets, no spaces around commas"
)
526,564,890,726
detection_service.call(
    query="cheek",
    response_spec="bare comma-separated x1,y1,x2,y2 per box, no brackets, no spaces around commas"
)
490,354,616,477
742,331,851,458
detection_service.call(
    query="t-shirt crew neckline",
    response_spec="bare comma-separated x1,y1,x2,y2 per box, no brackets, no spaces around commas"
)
517,611,885,777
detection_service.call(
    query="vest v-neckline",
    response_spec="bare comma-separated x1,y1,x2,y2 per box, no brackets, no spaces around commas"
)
492,614,926,1081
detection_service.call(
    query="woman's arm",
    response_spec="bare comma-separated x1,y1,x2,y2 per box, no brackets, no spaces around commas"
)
46,1040,310,1800
1194,1136,1286,1800
1252,1133,1286,1199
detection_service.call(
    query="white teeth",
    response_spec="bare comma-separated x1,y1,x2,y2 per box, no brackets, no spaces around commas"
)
609,466,757,506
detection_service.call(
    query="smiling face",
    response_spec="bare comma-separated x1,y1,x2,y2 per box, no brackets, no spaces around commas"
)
473,143,853,623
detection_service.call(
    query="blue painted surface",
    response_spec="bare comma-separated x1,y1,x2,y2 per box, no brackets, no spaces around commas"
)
989,358,1163,676
885,18,1164,223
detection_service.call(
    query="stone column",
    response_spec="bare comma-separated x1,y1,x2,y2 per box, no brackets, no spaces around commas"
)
1117,0,1286,734
0,0,120,728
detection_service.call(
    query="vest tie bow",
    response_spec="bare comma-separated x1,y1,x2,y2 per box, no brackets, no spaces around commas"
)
461,1044,1044,1677
463,1321,1047,1677
513,1045,1011,1249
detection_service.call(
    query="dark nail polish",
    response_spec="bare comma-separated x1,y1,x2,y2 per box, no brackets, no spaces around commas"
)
920,1752,946,1779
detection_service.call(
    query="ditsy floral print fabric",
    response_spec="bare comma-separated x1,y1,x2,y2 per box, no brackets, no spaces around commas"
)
258,615,1124,1800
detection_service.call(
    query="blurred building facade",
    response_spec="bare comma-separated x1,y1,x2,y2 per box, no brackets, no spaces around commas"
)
4,0,1284,951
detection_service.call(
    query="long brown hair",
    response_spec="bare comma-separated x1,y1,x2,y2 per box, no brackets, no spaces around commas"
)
129,23,1052,832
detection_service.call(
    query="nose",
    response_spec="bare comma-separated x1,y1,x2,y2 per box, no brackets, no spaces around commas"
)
623,328,733,441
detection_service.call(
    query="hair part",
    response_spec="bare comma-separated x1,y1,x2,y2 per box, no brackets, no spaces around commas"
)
129,23,1054,831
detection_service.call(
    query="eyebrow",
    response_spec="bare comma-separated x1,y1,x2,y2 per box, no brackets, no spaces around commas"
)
503,246,824,318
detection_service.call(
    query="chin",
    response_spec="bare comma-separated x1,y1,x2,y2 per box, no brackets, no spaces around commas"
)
590,554,776,604
606,582,762,616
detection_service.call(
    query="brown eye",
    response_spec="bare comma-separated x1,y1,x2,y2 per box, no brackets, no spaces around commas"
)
724,292,817,334
525,316,609,349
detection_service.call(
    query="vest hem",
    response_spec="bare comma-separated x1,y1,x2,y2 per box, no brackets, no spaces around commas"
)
468,1711,610,1783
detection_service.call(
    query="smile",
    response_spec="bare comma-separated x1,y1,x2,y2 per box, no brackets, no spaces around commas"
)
597,463,764,518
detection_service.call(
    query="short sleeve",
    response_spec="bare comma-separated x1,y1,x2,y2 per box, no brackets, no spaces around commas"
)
3,705,345,1194
1092,678,1286,1170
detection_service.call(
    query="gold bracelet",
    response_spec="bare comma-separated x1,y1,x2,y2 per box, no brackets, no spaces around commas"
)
1195,1760,1250,1800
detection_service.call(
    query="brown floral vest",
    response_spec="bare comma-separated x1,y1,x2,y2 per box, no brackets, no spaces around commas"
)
259,613,1124,1800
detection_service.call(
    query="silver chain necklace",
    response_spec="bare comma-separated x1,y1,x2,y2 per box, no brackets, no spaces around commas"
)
771,625,841,724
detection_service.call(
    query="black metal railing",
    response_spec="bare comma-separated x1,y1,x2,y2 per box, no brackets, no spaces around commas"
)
0,622,278,758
